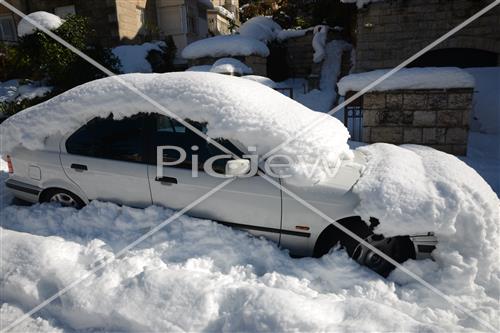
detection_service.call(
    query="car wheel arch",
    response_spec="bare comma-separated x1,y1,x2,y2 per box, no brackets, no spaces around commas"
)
313,216,375,258
39,179,89,205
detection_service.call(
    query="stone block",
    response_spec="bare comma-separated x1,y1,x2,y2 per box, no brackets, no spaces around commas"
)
379,110,402,125
386,93,403,109
422,128,446,144
403,128,423,143
445,128,468,144
448,92,472,109
402,111,413,124
437,110,462,127
413,111,436,127
428,92,448,109
363,127,371,142
403,93,428,110
363,93,386,109
363,110,379,126
371,127,403,143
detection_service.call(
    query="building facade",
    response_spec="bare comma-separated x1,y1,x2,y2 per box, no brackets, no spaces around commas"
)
0,0,212,51
353,0,500,72
207,0,239,35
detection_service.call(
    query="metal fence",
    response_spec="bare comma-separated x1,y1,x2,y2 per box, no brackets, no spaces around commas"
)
343,92,364,142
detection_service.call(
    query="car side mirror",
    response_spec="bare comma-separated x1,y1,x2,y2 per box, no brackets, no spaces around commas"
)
225,159,250,177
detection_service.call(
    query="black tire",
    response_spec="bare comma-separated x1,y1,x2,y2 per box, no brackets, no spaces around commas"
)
41,188,85,209
313,216,373,258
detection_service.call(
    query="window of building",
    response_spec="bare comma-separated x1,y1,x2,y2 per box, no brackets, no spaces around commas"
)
0,15,16,42
54,5,76,18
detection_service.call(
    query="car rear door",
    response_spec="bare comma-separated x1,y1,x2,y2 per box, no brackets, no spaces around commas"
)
145,115,284,243
60,114,152,207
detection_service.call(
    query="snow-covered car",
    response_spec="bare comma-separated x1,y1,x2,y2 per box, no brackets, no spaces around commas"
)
1,72,437,277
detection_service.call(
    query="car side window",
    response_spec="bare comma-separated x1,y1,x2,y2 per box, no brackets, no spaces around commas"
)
66,114,146,163
153,115,240,173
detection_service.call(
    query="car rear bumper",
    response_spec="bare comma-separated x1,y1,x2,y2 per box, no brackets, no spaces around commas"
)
5,178,41,203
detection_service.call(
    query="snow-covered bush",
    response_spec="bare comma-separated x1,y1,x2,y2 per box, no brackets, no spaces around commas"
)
10,13,120,92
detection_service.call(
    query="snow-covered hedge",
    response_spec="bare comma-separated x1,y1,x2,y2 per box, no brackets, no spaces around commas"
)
181,35,270,59
210,58,253,75
112,41,166,73
17,11,64,37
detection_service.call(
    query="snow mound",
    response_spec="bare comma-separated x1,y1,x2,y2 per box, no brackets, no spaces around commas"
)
17,11,64,37
312,25,328,63
186,65,213,72
0,72,352,185
337,67,475,95
210,58,253,75
238,16,282,43
354,143,499,296
277,28,310,41
0,80,53,103
341,0,383,8
241,75,276,88
112,41,165,73
181,35,270,59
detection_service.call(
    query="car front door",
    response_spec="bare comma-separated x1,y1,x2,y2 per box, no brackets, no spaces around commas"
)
145,115,284,243
60,114,152,207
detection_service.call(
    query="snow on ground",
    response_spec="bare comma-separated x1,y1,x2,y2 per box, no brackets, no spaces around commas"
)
241,75,277,88
337,67,475,96
1,141,499,331
0,72,352,186
112,42,165,73
463,131,500,194
186,65,213,72
465,67,500,134
17,11,64,37
0,80,53,103
181,35,270,59
210,58,253,75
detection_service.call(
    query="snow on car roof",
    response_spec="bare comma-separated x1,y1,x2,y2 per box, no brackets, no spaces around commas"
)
337,67,475,95
17,11,64,37
181,35,270,59
0,72,352,185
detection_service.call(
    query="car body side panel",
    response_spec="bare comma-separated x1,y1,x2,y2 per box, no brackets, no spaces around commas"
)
148,165,283,243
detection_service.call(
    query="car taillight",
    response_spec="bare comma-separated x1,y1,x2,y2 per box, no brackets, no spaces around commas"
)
6,155,13,174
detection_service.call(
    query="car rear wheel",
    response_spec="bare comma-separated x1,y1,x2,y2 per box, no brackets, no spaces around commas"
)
41,189,85,209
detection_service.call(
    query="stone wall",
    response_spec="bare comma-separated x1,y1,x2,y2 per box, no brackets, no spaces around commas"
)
361,88,473,155
355,0,500,72
283,31,314,78
116,0,158,44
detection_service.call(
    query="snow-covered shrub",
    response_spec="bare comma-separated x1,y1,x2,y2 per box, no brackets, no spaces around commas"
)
11,14,120,92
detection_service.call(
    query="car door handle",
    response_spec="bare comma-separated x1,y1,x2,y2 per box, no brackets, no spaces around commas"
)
155,176,177,184
70,163,88,171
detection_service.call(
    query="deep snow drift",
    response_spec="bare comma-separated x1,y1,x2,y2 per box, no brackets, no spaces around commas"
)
0,72,352,185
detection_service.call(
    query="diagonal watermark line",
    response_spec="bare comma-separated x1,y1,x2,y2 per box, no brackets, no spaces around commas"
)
257,171,499,332
260,0,500,162
0,178,235,333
